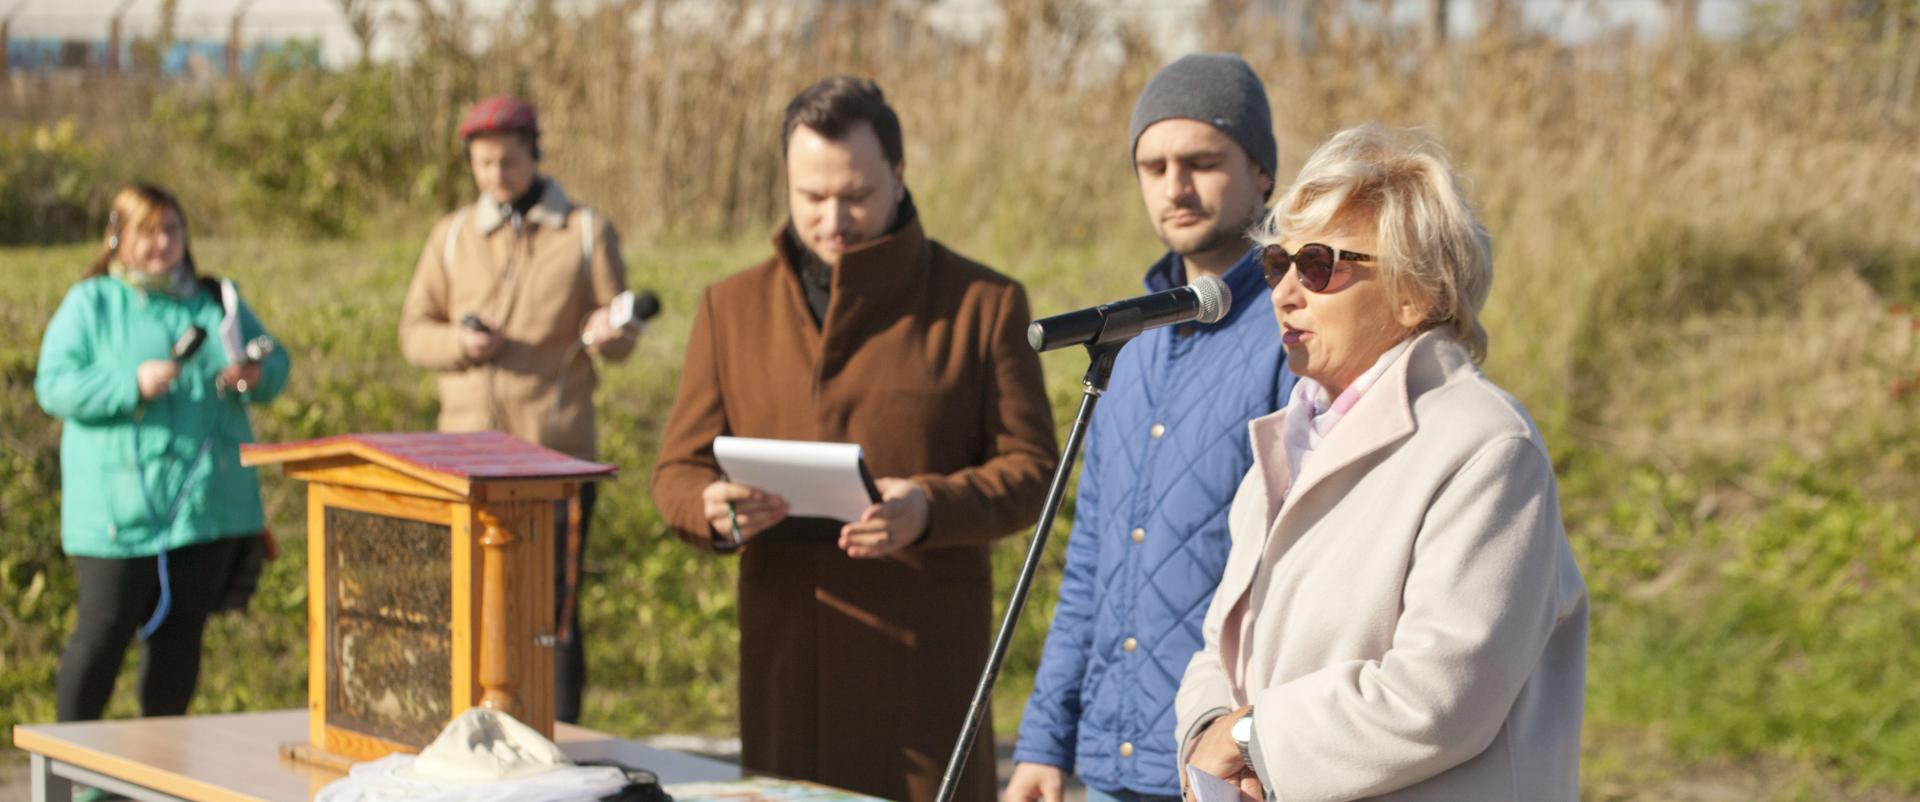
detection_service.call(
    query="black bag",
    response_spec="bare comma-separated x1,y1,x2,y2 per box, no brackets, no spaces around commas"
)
574,760,672,802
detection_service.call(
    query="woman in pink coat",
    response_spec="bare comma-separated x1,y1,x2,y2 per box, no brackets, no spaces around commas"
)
1175,124,1588,802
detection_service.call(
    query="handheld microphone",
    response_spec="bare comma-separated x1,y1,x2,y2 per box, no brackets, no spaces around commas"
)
607,289,662,330
588,290,663,345
172,326,207,362
1027,275,1231,352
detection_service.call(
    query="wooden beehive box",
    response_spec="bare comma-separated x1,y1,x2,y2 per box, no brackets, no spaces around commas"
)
241,432,615,762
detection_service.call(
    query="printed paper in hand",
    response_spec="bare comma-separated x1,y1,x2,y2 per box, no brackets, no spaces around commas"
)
1186,764,1244,802
713,436,880,523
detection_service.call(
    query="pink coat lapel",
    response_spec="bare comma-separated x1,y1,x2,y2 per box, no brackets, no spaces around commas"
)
1281,340,1420,513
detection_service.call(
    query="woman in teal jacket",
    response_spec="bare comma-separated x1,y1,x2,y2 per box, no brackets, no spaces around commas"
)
34,184,290,723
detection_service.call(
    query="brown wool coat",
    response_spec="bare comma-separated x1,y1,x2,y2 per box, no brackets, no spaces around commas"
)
398,180,632,461
651,219,1058,802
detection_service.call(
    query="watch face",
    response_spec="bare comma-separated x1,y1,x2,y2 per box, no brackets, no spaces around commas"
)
1232,716,1253,743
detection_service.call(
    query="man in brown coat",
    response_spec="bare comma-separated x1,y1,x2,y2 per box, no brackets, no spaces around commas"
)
651,77,1058,802
399,95,636,725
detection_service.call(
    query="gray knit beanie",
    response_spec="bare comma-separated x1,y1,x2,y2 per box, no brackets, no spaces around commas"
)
1128,53,1277,180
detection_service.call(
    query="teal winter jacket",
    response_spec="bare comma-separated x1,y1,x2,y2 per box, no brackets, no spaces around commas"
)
34,275,290,559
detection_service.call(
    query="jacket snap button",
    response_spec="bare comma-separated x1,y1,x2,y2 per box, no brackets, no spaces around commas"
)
1149,423,1166,439
1123,637,1137,652
1119,742,1134,757
1130,527,1145,544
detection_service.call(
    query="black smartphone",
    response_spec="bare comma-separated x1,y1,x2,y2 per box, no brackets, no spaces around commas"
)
459,313,493,334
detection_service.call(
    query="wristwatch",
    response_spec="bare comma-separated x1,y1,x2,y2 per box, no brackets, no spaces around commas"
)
1230,708,1255,767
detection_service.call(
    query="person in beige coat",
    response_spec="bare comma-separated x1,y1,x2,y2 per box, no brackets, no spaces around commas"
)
1174,124,1588,802
398,96,636,725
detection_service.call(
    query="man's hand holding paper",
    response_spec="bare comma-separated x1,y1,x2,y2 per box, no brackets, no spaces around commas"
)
839,477,930,558
702,481,790,546
711,436,882,520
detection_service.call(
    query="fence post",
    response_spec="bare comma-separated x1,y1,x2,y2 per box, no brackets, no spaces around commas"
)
1481,0,1517,38
1426,0,1449,47
104,0,139,74
1664,0,1701,41
227,8,243,75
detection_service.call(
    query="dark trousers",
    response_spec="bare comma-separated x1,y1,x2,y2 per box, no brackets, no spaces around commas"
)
56,537,246,722
553,482,597,724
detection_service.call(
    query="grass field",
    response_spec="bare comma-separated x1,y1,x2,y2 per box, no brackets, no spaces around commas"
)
0,231,1149,737
3,218,1917,800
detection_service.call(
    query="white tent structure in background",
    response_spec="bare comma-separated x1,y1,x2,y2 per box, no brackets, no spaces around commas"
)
0,0,1750,78
0,0,527,74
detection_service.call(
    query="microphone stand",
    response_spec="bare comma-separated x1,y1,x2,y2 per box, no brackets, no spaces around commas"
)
934,339,1124,802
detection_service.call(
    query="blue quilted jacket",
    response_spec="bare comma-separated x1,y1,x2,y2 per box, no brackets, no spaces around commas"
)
1013,249,1293,795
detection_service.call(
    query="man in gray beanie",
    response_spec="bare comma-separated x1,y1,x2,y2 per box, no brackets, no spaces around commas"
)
1127,52,1278,270
1006,52,1295,802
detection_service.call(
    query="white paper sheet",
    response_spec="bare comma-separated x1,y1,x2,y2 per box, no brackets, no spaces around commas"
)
219,279,245,362
1186,764,1245,802
713,436,878,523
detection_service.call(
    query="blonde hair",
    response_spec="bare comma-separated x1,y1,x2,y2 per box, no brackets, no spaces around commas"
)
86,183,194,279
1255,124,1493,361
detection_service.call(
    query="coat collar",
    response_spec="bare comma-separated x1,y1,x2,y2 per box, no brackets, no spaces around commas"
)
473,178,573,234
1219,330,1475,686
1246,329,1468,520
772,204,931,328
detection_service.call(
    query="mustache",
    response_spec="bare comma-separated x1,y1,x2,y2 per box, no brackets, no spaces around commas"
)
1161,206,1210,222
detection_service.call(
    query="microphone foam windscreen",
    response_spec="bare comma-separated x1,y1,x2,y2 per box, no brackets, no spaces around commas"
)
632,290,662,322
1192,275,1231,324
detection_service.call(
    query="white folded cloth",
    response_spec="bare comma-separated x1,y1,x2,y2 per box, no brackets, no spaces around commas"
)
316,709,630,802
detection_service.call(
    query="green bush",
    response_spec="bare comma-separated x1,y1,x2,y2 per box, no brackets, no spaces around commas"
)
1573,446,1920,795
0,121,112,245
150,44,451,238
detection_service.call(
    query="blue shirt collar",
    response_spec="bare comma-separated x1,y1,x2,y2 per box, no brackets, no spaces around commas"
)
1143,246,1267,321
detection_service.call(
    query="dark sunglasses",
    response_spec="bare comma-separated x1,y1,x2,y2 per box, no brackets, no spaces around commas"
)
1261,243,1375,292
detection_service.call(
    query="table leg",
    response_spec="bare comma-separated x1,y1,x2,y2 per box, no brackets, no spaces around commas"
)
30,753,73,802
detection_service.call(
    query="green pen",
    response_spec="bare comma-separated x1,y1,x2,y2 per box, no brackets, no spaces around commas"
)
727,501,742,546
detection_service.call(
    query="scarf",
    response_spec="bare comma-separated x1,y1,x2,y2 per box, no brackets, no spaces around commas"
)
1281,337,1415,484
111,260,198,299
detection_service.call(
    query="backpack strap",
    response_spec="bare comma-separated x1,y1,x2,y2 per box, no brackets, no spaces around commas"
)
578,208,595,269
442,207,471,276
